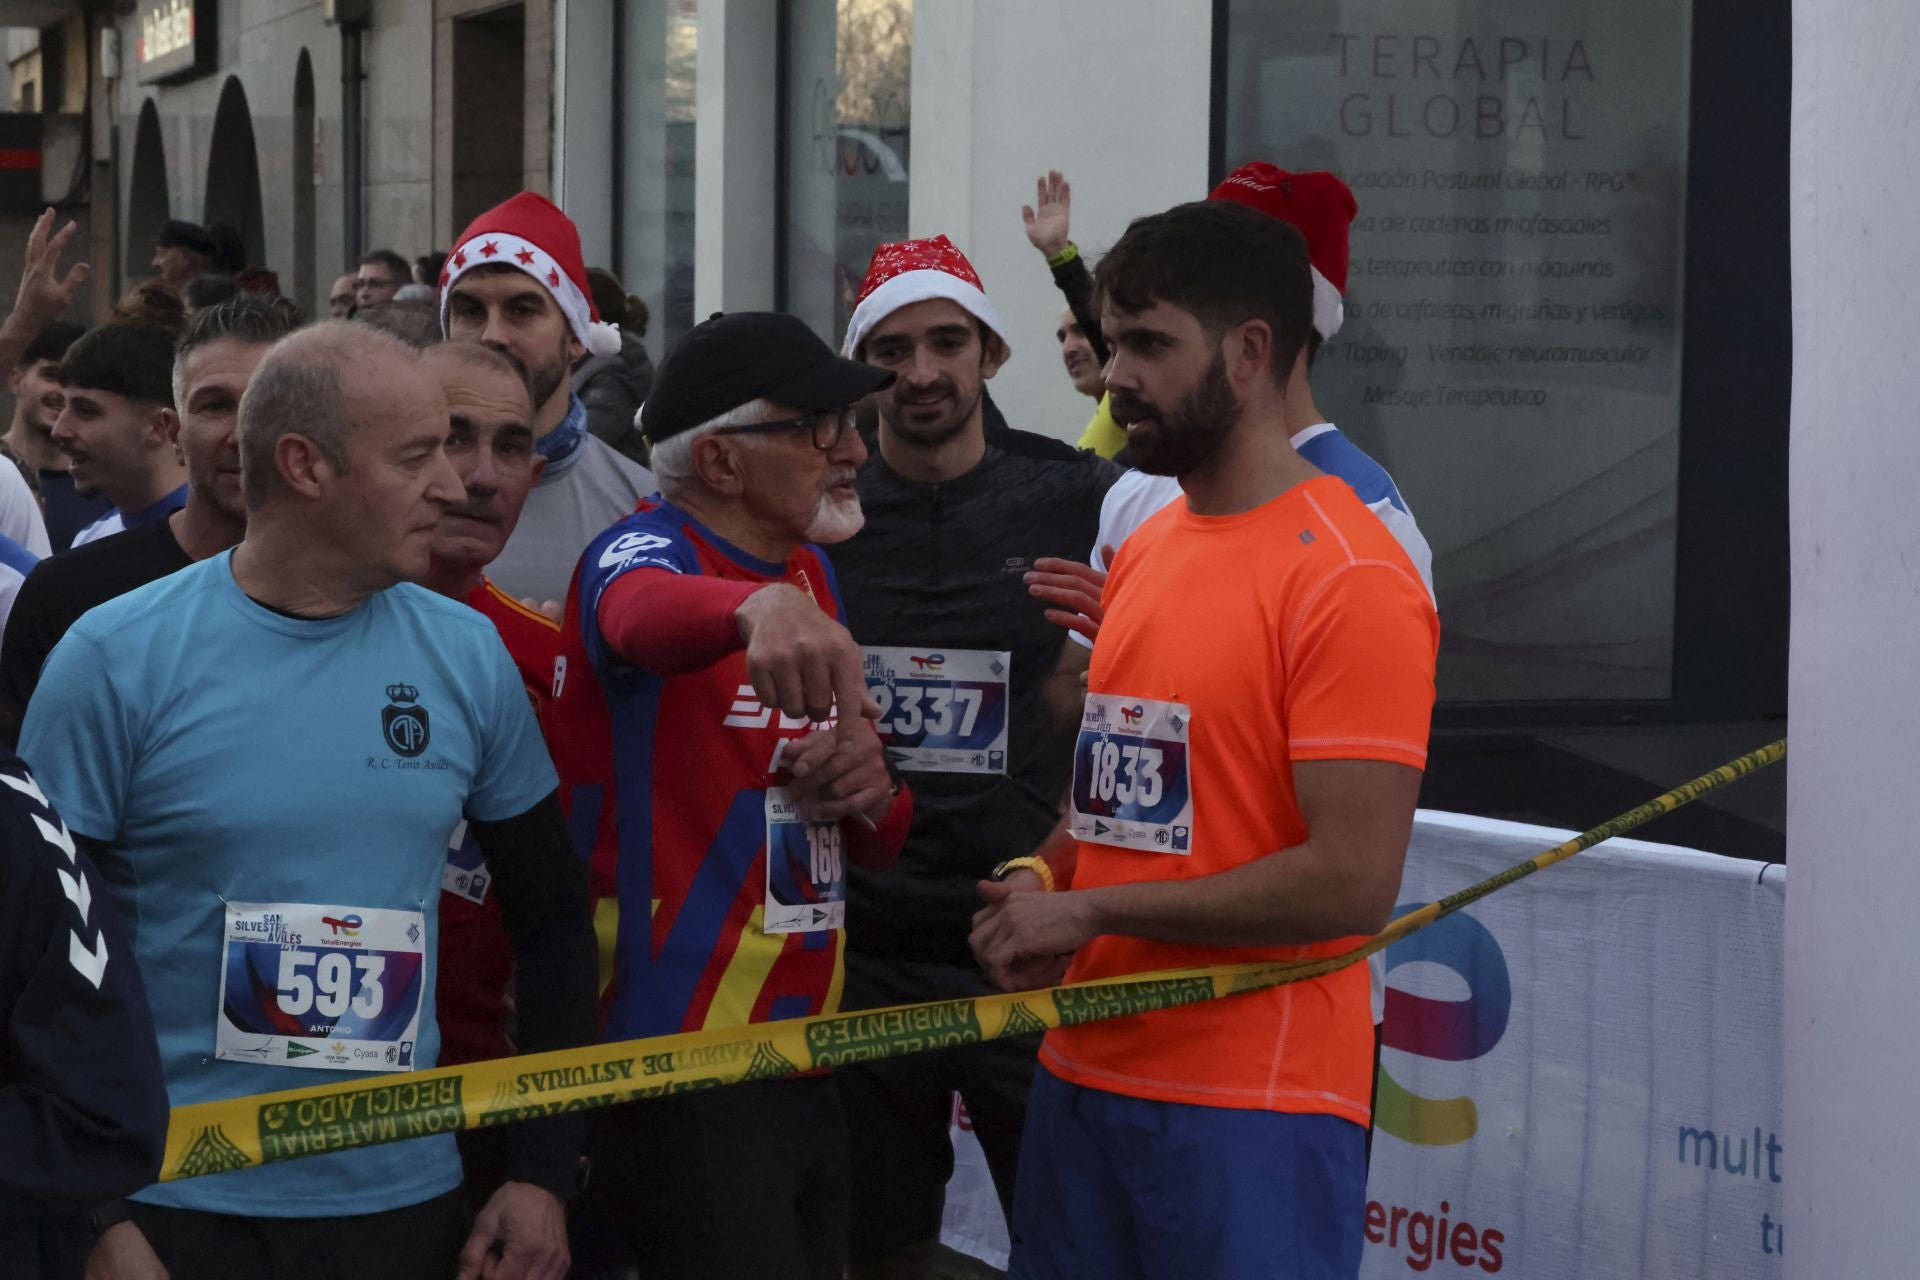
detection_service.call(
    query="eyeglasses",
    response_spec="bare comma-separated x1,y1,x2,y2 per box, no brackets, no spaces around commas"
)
711,409,854,452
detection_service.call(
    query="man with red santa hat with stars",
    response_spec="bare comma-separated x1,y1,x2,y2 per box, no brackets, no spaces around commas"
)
440,192,655,611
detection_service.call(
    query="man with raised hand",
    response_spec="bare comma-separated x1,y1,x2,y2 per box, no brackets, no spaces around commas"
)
23,322,596,1279
0,296,299,746
1026,164,1432,593
441,192,653,610
973,201,1438,1280
828,235,1117,1278
550,311,912,1280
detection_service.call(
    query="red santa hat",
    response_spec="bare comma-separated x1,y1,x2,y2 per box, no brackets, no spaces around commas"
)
439,191,622,357
1208,164,1357,341
843,235,1011,361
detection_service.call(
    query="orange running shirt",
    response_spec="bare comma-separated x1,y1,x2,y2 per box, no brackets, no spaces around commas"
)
1040,475,1438,1124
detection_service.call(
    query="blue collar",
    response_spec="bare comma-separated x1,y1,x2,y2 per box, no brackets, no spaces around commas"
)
537,395,587,467
122,484,188,529
654,500,797,578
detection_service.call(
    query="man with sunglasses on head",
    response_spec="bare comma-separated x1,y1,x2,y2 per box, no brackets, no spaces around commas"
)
550,312,915,1280
825,236,1118,1278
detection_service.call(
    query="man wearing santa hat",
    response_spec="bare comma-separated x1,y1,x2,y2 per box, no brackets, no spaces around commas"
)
827,235,1118,1279
440,192,654,609
1028,164,1430,603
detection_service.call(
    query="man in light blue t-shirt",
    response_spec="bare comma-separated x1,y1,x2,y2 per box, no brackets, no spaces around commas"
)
21,322,597,1277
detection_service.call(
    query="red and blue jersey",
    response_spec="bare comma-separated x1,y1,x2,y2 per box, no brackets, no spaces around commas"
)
436,579,561,1066
547,500,851,1040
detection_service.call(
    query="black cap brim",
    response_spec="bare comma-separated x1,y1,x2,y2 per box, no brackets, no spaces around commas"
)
766,354,895,411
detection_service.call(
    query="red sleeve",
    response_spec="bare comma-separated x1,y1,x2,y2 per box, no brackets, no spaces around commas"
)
597,569,761,673
847,778,913,869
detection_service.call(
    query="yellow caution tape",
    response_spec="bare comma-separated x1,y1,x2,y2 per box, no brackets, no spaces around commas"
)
158,738,1786,1182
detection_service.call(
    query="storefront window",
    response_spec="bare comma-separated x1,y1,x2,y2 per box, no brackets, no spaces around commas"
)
620,0,698,354
1221,1,1692,703
781,0,912,345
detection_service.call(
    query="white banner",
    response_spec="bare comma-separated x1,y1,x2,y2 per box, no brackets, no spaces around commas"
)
940,810,1785,1277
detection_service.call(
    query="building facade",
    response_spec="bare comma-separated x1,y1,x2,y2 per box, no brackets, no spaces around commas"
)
552,0,1787,843
0,0,1786,841
2,0,561,318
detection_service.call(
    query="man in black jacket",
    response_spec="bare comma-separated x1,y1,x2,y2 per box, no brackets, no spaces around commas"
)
0,744,168,1279
830,234,1117,1279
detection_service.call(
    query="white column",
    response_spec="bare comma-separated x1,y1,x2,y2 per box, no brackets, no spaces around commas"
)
907,0,1213,440
555,0,615,265
695,0,778,316
1784,0,1920,1273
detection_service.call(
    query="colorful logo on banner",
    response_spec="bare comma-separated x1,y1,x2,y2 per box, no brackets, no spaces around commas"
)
1375,903,1511,1146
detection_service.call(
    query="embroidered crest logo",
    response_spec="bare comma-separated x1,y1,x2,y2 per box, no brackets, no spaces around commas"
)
381,683,430,758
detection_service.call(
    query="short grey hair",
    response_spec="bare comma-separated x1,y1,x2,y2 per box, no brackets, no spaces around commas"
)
237,321,423,508
650,397,775,500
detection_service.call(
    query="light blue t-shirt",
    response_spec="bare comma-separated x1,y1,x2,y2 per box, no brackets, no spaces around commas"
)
18,553,557,1217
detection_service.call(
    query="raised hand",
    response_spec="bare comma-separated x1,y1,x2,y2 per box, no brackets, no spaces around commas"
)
1022,170,1074,260
7,207,89,341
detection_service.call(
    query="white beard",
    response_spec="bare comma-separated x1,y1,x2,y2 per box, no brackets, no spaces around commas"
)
806,492,865,543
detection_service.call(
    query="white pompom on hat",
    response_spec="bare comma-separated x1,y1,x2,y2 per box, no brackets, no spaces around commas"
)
439,191,623,357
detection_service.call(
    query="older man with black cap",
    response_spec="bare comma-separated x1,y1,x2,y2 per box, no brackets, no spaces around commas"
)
149,221,214,291
551,312,915,1280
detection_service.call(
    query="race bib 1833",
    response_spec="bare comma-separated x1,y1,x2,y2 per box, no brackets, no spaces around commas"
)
1068,693,1194,854
862,647,1010,774
216,902,427,1073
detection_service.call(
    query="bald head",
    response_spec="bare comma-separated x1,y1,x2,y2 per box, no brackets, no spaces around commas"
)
423,341,530,397
237,321,436,508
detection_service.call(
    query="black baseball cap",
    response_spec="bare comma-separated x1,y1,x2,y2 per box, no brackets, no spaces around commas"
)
640,311,895,444
154,219,214,257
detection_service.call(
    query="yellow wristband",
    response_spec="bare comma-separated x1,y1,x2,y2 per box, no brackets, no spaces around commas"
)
993,856,1056,892
1045,242,1080,270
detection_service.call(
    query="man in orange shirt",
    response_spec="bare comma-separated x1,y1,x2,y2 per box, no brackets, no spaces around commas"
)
970,200,1438,1279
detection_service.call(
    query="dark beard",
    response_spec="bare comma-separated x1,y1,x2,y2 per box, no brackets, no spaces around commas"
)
1113,350,1241,477
493,341,570,411
527,347,570,410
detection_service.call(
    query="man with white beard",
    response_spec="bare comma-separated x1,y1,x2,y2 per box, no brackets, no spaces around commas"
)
549,311,915,1280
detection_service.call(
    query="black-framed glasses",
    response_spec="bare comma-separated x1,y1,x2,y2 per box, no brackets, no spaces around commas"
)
711,409,853,451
